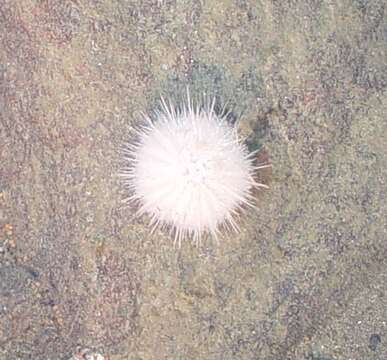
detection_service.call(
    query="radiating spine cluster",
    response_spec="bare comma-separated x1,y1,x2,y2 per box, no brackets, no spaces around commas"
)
121,93,267,244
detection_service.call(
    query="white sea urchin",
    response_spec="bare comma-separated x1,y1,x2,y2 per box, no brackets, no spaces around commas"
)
122,94,267,244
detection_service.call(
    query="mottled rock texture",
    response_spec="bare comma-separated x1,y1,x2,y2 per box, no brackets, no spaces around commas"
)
0,1,386,359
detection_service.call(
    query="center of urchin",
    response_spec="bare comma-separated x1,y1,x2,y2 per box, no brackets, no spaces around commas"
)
122,95,266,244
181,149,210,185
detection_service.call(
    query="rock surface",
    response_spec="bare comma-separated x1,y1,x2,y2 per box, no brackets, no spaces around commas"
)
0,1,386,359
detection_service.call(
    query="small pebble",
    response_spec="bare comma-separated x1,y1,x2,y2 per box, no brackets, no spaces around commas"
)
369,333,381,351
69,348,107,360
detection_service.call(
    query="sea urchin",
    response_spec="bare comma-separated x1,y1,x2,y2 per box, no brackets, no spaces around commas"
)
122,93,267,244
